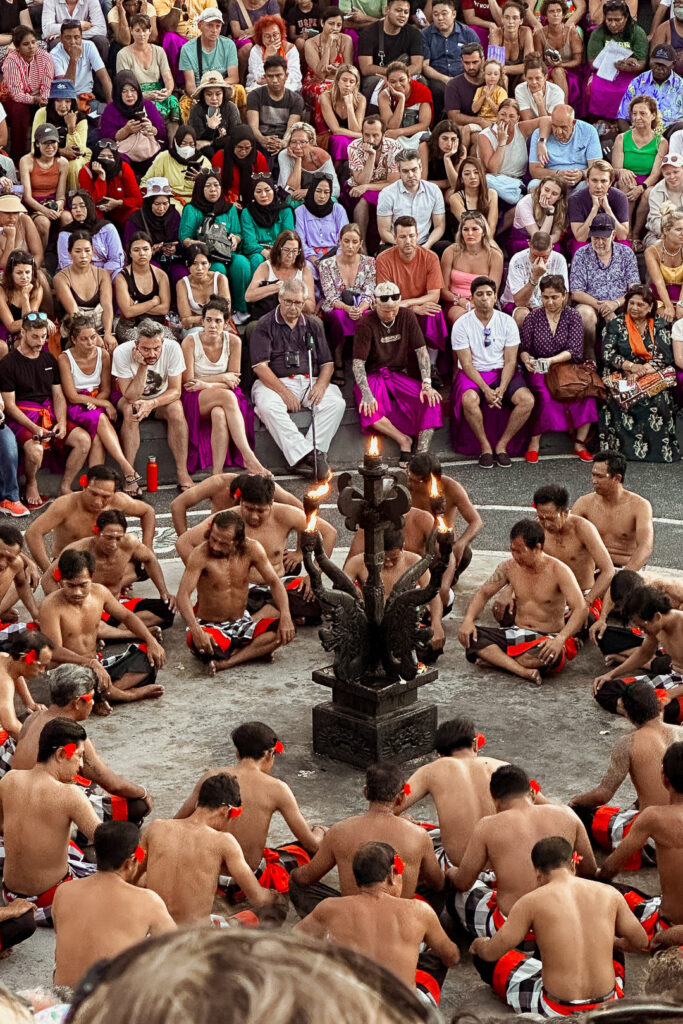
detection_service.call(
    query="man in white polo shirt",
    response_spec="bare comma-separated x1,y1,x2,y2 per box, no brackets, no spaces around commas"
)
500,231,568,326
376,149,446,251
450,276,534,468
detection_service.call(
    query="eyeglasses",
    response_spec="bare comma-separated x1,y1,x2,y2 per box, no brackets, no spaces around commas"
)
376,293,400,303
281,247,300,255
23,312,47,324
483,327,492,347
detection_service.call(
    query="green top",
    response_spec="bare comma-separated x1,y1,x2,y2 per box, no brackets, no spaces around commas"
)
622,130,660,176
587,23,648,63
238,206,296,259
178,203,242,247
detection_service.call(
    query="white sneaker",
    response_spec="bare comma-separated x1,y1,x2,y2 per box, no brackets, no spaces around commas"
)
233,311,250,325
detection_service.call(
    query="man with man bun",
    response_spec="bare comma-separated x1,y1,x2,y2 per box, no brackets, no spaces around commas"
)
52,822,176,988
296,841,460,1009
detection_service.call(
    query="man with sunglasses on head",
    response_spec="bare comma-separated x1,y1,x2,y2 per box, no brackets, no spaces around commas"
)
0,312,92,509
450,276,534,469
352,281,442,467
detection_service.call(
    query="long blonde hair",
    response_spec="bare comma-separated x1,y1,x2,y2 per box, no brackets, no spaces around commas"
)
452,210,501,259
330,64,361,111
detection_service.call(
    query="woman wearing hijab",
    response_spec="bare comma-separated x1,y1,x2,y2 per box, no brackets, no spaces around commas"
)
179,169,251,322
99,70,167,176
188,70,241,158
31,78,90,191
239,173,295,273
78,139,144,229
211,125,268,207
294,175,348,278
124,177,185,287
57,190,125,276
141,125,211,211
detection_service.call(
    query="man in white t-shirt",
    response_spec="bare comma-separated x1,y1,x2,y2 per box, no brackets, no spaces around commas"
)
450,276,534,468
112,320,194,492
500,231,568,326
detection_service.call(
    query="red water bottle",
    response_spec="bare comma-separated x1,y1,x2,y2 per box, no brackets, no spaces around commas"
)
146,456,158,493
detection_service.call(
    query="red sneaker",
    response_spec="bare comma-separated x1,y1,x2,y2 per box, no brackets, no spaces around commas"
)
525,450,539,463
0,499,29,518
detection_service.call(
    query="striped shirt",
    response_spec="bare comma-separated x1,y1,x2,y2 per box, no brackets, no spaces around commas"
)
2,49,54,105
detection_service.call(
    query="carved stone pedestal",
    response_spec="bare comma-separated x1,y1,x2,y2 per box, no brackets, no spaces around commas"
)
311,666,438,767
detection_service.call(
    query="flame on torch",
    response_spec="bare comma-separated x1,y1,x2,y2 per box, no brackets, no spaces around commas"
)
368,435,380,457
307,472,333,502
436,515,449,533
306,510,319,533
429,475,440,498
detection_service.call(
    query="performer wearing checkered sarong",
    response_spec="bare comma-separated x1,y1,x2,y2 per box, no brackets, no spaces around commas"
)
470,837,646,1018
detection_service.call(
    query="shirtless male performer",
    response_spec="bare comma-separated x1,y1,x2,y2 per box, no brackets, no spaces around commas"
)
344,526,445,655
572,450,654,571
40,549,166,705
406,452,483,585
0,523,41,647
24,465,156,573
171,471,302,538
598,741,683,943
593,587,683,722
177,511,295,673
0,718,99,924
41,509,175,639
175,721,323,892
0,629,53,775
570,682,683,868
13,664,153,833
471,836,648,1016
176,475,336,624
448,765,596,942
398,717,508,867
590,568,683,667
296,841,461,1010
289,763,446,919
52,822,176,988
141,772,282,926
458,519,587,684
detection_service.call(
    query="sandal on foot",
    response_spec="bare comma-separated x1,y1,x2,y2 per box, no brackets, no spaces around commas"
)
399,449,412,469
124,476,143,498
331,367,346,387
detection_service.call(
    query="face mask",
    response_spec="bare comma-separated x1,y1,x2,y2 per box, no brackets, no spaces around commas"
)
98,158,114,166
675,6,683,16
176,145,195,160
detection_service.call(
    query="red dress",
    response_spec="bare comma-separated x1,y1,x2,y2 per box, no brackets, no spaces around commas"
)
210,149,269,204
78,162,143,228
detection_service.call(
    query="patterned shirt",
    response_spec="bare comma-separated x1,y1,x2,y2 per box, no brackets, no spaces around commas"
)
569,243,641,302
319,254,376,312
519,307,585,361
3,49,54,104
616,69,683,128
348,137,399,184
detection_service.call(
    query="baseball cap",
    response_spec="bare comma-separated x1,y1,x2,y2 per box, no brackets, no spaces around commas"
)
651,44,676,64
662,153,683,168
197,6,223,22
589,211,616,237
35,124,60,145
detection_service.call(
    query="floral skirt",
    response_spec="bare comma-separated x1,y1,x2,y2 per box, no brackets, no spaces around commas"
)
141,82,183,123
599,389,680,463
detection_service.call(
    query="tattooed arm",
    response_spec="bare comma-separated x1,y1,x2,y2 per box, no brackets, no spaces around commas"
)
458,562,511,647
353,358,378,416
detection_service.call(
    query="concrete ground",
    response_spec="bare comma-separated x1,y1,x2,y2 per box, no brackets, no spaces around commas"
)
4,451,682,1017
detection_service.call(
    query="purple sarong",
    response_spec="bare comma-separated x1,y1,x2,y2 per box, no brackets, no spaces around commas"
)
354,368,443,434
181,386,255,474
524,370,597,435
323,307,369,351
417,311,447,352
330,135,352,161
161,31,187,87
66,391,111,439
562,66,586,118
587,70,636,120
450,368,529,456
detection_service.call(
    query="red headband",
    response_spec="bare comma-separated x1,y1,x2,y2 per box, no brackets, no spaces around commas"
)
92,525,100,535
133,845,145,863
274,740,284,755
23,650,37,666
393,855,404,875
233,488,241,500
402,783,411,796
529,779,541,795
53,568,62,582
655,688,669,706
80,474,89,488
572,852,583,865
475,733,486,751
79,693,94,703
228,806,242,819
26,622,38,630
63,743,77,759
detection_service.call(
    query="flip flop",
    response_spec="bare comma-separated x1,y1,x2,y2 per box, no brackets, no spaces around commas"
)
331,367,346,387
399,450,412,469
25,495,52,510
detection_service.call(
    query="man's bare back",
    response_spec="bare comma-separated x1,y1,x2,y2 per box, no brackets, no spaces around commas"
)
572,490,653,569
631,722,683,808
346,508,435,563
52,872,175,987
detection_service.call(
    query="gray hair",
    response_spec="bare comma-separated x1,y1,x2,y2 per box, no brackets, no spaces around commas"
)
49,664,97,707
136,319,164,341
396,148,420,166
279,277,308,300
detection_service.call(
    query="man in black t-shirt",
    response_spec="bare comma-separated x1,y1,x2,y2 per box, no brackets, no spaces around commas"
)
358,0,423,104
246,56,305,169
0,315,91,510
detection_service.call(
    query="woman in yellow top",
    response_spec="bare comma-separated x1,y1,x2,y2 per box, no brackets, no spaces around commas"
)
645,206,683,322
31,79,90,191
141,125,211,211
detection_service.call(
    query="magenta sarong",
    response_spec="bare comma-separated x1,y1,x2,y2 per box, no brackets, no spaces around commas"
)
524,369,597,435
450,368,530,456
330,135,353,161
160,31,187,87
323,307,369,350
354,368,443,434
587,69,636,120
181,386,255,474
417,311,447,352
66,390,112,439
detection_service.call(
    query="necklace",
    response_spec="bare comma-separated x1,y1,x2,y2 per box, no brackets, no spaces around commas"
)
663,242,682,259
381,315,397,330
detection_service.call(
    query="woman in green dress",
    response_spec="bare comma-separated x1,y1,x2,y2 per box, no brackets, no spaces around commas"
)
599,284,680,463
239,174,295,275
178,170,251,323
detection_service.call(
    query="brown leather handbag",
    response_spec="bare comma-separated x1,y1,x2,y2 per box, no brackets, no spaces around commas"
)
546,362,608,402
